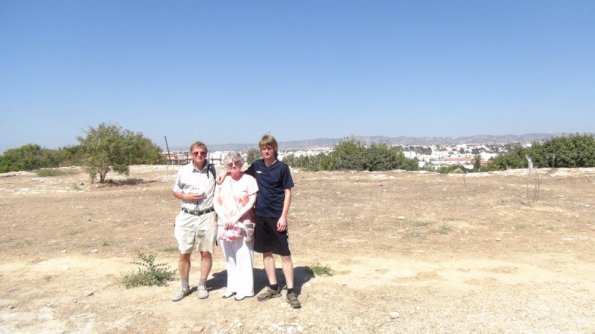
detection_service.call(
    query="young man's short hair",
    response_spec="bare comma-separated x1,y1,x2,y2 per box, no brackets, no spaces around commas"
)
259,135,278,157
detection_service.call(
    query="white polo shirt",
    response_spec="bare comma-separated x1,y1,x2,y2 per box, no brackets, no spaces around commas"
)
173,161,216,212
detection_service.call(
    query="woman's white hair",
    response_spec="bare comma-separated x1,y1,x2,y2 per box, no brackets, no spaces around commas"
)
224,151,244,167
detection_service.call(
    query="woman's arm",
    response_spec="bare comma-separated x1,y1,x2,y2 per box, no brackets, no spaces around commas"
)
231,192,256,223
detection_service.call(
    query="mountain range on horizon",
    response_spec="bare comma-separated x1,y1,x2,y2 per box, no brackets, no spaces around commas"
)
198,132,591,152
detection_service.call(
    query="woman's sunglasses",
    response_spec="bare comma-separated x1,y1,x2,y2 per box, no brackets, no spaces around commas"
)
226,160,242,168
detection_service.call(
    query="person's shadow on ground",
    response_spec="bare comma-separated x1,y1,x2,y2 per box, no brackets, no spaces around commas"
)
209,266,314,296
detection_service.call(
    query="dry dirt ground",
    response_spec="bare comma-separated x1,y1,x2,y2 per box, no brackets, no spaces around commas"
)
0,165,594,334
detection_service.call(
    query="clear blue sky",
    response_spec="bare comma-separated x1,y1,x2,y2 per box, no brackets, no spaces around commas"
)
1,1,594,153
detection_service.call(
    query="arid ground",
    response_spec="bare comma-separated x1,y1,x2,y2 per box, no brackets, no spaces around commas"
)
0,165,594,333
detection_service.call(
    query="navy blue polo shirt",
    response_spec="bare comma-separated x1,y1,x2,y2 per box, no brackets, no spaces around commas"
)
245,159,294,219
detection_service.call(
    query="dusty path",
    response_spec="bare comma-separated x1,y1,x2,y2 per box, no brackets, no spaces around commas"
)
1,166,593,333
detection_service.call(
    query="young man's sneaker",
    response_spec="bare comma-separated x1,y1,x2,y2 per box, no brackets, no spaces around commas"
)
196,286,209,299
171,288,191,302
286,292,301,309
257,287,281,301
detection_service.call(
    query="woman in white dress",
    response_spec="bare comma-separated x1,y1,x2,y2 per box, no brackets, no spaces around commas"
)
214,152,258,300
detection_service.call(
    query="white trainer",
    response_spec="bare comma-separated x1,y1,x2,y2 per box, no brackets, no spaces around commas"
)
171,288,191,302
197,286,209,299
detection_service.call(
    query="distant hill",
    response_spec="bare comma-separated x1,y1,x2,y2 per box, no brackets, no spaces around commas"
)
203,133,586,151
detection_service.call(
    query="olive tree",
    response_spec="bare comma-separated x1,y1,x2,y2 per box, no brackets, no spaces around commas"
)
77,123,164,183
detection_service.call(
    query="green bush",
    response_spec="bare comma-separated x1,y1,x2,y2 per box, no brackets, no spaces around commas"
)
435,165,470,174
0,144,87,173
530,134,595,167
483,146,528,171
284,139,418,172
1,144,55,172
485,134,594,171
330,140,367,170
306,262,334,277
122,253,176,289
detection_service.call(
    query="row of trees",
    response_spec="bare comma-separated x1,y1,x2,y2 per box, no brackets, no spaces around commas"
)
483,134,594,170
0,123,165,183
282,134,594,173
283,140,419,172
2,129,592,179
0,144,82,173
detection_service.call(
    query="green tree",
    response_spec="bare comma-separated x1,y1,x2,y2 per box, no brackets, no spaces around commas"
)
307,140,418,172
363,144,396,171
308,153,333,171
393,150,419,171
473,154,481,172
484,147,528,171
77,123,164,183
280,141,419,172
0,144,56,172
531,134,594,168
484,134,594,171
246,149,260,165
55,145,85,166
128,133,165,165
329,139,366,170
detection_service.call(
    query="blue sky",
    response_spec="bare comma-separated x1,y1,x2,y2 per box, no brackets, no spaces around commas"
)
1,1,594,153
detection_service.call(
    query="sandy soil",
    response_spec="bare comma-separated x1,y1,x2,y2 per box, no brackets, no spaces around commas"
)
0,165,594,333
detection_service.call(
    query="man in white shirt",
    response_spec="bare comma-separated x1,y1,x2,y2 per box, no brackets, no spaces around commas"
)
171,141,217,301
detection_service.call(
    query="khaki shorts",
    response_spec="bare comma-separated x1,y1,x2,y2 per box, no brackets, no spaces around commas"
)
174,211,217,254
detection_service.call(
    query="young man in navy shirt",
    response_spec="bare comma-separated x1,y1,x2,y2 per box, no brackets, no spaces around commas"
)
246,135,301,309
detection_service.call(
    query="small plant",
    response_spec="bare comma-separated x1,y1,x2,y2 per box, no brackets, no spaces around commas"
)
122,252,176,288
101,237,120,247
404,231,422,239
35,168,78,177
525,170,541,205
408,220,433,227
306,262,334,277
434,224,452,235
69,229,82,236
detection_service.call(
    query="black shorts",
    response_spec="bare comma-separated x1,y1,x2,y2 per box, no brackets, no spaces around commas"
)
253,216,291,256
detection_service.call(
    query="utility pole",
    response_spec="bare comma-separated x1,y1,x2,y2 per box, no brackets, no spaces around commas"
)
164,136,172,165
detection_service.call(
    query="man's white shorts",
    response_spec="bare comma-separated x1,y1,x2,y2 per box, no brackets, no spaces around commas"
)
174,211,217,254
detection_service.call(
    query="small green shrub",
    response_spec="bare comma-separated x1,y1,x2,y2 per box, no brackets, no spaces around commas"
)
122,252,176,288
408,220,434,227
404,231,422,239
434,224,452,235
306,262,334,277
35,168,78,177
